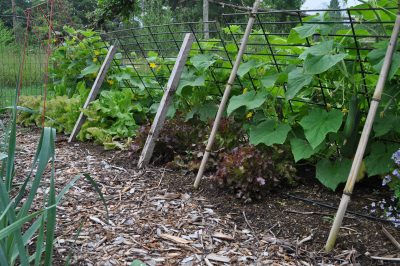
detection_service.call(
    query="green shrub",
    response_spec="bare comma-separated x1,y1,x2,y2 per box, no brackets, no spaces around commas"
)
79,88,148,149
0,20,13,45
17,89,150,150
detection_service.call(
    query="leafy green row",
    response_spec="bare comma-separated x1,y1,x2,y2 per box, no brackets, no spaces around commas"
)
19,0,400,191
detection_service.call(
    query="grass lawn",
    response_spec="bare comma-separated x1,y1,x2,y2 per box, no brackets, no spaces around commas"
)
0,85,43,108
0,44,45,109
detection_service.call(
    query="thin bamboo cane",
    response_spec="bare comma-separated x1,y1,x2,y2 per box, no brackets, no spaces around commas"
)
325,11,400,252
193,0,261,189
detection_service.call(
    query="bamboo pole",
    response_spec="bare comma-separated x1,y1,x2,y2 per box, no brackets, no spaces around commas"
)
193,0,261,189
325,11,400,252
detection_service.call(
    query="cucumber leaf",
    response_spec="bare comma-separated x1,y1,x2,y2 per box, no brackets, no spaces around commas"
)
227,90,268,116
286,68,313,100
316,158,352,191
300,109,343,149
249,119,291,146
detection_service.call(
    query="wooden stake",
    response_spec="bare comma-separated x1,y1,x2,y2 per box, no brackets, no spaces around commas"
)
193,0,261,189
137,33,194,168
325,13,400,252
68,45,117,143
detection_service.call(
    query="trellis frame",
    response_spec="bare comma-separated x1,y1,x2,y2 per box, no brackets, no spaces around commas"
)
62,3,400,251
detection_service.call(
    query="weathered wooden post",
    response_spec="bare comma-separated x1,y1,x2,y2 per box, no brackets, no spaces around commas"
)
68,45,117,143
137,33,194,168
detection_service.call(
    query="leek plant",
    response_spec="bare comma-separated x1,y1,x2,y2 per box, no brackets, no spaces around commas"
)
0,99,108,264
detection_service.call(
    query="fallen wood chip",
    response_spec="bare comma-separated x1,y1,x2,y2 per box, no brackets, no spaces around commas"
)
204,257,213,266
151,193,181,200
160,233,191,244
212,232,234,241
370,256,400,262
166,252,181,258
206,253,230,263
89,216,106,226
296,234,313,246
382,226,400,250
130,248,148,255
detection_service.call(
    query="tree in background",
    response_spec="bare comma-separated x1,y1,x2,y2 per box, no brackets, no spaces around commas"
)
93,0,137,27
329,0,342,9
328,0,344,32
158,0,305,26
68,0,97,26
0,19,14,45
0,0,29,18
1,0,307,32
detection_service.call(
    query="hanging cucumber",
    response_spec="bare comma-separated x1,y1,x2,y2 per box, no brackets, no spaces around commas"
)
342,95,361,157
343,95,360,140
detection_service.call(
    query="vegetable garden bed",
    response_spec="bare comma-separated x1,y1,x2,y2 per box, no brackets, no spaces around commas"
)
2,0,400,264
14,128,400,265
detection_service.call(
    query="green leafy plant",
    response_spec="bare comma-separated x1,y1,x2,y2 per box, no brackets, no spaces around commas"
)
79,88,148,149
17,95,82,133
49,27,110,98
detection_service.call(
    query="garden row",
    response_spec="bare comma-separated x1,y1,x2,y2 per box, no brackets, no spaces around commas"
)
16,5,400,206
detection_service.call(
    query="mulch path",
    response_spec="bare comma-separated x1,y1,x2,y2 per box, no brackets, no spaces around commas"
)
13,127,400,265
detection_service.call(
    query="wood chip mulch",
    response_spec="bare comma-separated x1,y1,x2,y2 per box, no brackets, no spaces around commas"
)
13,129,366,265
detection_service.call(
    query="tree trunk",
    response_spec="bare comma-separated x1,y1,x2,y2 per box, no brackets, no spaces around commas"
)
203,0,209,39
11,0,17,41
140,0,145,17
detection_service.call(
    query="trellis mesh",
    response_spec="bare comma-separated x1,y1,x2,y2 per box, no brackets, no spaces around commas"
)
0,0,73,107
1,5,398,112
97,6,398,116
